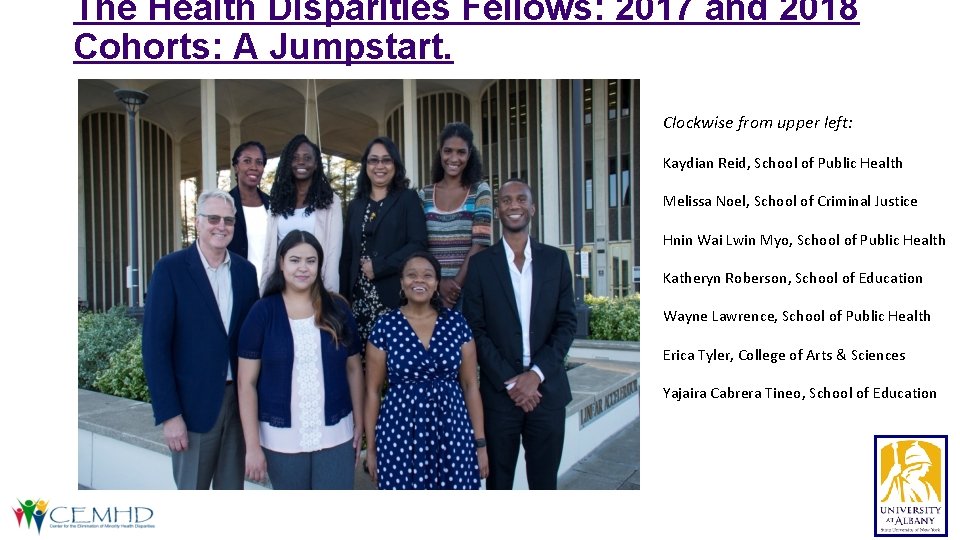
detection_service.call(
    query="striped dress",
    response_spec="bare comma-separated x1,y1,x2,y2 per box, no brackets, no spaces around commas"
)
418,181,493,278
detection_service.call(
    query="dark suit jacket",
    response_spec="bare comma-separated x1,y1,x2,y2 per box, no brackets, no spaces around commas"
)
227,185,270,259
462,238,577,412
339,188,427,308
142,244,260,433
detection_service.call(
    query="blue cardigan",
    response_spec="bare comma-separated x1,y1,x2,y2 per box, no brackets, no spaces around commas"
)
238,293,362,427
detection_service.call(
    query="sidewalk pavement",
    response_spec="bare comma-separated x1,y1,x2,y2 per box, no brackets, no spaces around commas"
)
558,417,639,490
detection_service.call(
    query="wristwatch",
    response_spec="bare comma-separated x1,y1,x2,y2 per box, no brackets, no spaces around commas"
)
475,438,487,448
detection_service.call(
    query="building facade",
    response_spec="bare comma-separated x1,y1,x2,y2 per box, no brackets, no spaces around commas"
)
77,79,639,311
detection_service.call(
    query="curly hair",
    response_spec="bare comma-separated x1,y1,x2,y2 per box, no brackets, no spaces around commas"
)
430,122,483,187
398,251,445,313
355,136,409,200
270,134,334,218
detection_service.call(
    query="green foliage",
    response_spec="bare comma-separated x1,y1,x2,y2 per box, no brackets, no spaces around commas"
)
77,306,141,390
95,335,151,402
585,294,639,341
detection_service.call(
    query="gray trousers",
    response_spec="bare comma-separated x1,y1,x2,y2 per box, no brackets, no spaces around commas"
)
171,386,245,489
263,440,355,490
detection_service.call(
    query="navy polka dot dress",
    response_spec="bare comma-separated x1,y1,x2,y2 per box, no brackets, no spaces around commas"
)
368,308,480,490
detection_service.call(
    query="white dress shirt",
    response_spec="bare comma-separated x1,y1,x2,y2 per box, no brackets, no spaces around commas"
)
197,244,234,381
503,237,544,382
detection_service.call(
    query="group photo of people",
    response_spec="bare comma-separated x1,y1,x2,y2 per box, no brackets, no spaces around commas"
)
78,79,639,492
141,122,578,490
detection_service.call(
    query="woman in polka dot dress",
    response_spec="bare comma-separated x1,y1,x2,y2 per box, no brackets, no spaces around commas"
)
363,252,489,489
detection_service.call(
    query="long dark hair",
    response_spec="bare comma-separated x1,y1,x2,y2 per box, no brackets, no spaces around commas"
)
399,251,444,313
355,136,409,199
263,230,349,347
270,134,334,218
430,122,483,186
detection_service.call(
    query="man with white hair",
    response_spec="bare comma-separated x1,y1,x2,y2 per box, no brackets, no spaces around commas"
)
143,189,260,489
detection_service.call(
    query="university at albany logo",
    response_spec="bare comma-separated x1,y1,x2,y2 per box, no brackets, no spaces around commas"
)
12,498,49,535
875,436,948,537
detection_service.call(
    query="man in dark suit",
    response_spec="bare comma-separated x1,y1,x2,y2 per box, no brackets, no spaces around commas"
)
463,179,576,489
143,189,260,489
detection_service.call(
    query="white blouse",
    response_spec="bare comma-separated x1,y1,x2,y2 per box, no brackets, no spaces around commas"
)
259,317,353,453
243,204,268,285
276,207,316,242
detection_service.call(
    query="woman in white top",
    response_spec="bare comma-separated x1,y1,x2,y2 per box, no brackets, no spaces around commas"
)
261,134,342,293
227,140,270,284
238,231,364,489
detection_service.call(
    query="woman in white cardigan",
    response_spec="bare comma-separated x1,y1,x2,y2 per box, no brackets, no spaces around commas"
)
261,134,342,293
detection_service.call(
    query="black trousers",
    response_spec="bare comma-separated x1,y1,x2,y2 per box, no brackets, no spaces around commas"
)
484,403,565,490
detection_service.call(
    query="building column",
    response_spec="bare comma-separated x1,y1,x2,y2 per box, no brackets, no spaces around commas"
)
591,78,609,296
134,110,146,307
304,79,321,150
172,140,183,247
200,79,218,192
403,79,419,188
470,93,483,151
540,80,560,246
228,122,242,187
78,122,87,306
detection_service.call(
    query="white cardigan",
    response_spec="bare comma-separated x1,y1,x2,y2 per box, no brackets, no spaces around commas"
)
259,193,343,294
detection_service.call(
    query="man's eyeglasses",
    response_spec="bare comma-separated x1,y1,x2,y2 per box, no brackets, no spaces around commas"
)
199,213,236,226
366,157,394,167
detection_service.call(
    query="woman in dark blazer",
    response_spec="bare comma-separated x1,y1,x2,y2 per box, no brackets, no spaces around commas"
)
339,136,427,343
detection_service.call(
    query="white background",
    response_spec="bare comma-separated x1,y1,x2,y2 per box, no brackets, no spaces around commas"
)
2,1,956,538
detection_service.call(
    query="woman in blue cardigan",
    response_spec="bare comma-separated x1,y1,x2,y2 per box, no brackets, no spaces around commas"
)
238,231,364,489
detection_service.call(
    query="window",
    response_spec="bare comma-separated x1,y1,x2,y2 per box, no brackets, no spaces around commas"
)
608,80,617,120
608,156,617,208
621,155,631,207
584,80,593,125
585,159,593,210
620,79,631,117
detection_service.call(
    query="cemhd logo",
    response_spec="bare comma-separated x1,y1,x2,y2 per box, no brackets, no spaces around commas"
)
875,435,948,537
12,498,48,535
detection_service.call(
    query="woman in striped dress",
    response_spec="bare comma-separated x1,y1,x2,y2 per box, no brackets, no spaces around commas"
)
418,122,492,308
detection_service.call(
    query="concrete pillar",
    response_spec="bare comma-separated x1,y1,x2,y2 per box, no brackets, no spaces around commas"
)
78,122,87,305
200,79,218,192
172,140,183,247
229,122,242,187
470,93,482,148
591,78,609,296
403,80,419,188
540,80,560,246
305,80,321,150
134,110,146,307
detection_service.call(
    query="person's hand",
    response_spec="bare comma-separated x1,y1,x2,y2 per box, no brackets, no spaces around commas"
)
245,446,268,483
506,371,542,412
365,448,378,485
361,257,375,281
477,447,489,479
352,423,364,467
162,415,189,452
439,278,461,307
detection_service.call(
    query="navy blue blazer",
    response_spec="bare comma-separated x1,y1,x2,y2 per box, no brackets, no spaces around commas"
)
227,185,270,260
142,244,260,433
462,238,576,412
